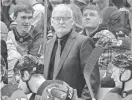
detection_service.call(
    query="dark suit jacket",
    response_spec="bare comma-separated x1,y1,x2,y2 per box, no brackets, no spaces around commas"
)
44,30,100,100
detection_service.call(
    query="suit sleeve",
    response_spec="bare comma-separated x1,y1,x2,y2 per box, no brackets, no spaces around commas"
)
81,63,100,100
80,37,100,100
80,37,94,69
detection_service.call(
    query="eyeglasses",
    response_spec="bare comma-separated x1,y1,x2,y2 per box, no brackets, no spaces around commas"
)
52,17,73,22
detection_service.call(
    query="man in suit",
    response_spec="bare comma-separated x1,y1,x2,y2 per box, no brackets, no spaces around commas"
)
44,4,100,100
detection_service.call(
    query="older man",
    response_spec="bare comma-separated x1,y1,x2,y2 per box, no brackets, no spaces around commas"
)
44,4,100,100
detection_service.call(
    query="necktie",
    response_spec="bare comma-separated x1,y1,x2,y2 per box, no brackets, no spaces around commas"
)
54,39,61,70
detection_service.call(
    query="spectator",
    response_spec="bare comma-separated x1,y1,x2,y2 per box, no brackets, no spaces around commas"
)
81,5,125,88
44,4,100,100
7,4,44,57
103,53,132,100
10,0,45,38
7,4,44,81
82,4,102,37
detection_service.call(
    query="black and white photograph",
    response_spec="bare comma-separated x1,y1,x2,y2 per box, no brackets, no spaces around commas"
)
1,0,132,100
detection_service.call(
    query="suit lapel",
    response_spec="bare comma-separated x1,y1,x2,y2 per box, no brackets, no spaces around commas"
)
53,31,77,79
44,35,56,79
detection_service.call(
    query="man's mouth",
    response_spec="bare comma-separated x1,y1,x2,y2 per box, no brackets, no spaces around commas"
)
23,25,29,28
85,21,91,24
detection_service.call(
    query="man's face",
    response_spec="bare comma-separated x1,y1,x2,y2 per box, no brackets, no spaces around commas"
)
111,65,122,87
15,11,33,36
82,9,101,28
51,8,74,38
49,0,63,8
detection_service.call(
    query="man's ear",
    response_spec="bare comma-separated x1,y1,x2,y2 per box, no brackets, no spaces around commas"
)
22,71,30,81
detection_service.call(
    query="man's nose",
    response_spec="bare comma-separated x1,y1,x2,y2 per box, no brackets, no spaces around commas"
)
85,15,90,20
25,18,29,23
59,18,64,24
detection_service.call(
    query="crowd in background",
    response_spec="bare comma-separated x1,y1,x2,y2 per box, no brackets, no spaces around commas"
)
1,0,132,100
